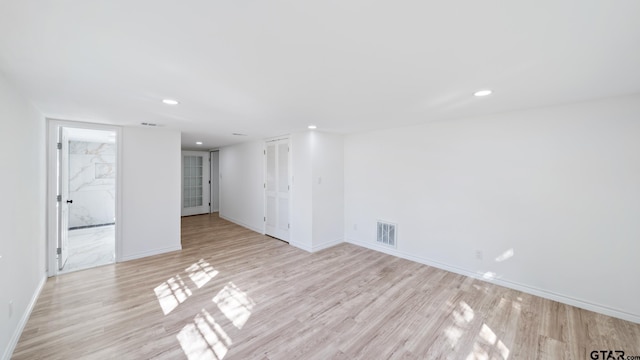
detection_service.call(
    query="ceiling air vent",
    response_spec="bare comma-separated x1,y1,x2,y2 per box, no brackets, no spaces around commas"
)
377,221,397,248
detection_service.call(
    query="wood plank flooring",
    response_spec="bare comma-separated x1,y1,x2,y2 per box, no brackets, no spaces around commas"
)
12,214,640,359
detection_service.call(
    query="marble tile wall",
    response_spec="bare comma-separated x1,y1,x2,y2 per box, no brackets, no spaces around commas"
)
68,141,116,228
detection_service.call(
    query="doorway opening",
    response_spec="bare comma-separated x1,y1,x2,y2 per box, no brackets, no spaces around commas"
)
47,120,121,276
181,151,211,216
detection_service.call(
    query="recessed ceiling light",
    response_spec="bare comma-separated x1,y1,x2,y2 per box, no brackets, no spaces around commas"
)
474,90,492,97
308,125,317,129
162,99,179,105
196,141,203,145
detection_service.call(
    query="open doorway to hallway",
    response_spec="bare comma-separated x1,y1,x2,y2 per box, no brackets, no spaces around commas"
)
181,150,220,217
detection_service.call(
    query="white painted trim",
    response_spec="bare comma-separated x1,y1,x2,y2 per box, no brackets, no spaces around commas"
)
209,150,220,213
46,120,58,276
46,119,122,276
119,245,182,262
181,150,211,216
289,241,313,252
311,238,343,252
262,142,267,236
2,275,46,360
289,238,343,253
263,137,292,241
219,214,264,234
345,237,640,324
114,129,123,264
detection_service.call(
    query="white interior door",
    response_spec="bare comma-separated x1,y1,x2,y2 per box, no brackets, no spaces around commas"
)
181,151,210,216
265,139,290,241
57,127,70,270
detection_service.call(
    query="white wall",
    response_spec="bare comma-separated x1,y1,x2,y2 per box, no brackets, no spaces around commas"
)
219,141,265,233
219,133,344,252
0,73,47,360
291,133,313,250
311,132,344,251
344,94,640,323
120,126,182,261
290,131,344,252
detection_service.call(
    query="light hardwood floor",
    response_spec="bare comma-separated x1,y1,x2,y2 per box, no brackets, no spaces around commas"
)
13,214,640,359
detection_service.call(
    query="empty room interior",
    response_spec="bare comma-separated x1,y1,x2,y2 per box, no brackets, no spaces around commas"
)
1,1,640,359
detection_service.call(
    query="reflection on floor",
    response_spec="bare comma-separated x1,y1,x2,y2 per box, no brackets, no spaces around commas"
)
60,225,115,274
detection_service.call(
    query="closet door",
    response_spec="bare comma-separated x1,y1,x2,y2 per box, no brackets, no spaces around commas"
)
265,139,290,241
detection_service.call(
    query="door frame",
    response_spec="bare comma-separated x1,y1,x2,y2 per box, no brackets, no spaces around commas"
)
263,136,291,241
57,127,70,270
180,150,211,216
210,150,220,213
46,119,123,276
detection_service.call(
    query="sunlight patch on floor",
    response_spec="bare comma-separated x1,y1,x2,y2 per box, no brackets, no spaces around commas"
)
445,326,464,347
480,323,497,344
466,323,510,360
445,301,476,348
177,309,232,360
213,282,255,330
454,301,475,323
513,300,522,311
154,274,193,315
467,343,490,360
186,259,219,289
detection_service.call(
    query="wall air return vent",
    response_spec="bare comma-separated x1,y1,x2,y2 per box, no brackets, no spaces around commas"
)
376,221,397,248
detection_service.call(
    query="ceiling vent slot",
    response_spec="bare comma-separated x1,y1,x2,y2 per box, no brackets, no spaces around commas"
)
376,221,397,248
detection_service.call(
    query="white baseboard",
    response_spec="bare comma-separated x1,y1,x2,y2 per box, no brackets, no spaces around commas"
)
119,245,182,262
219,214,263,234
289,238,343,253
3,274,47,360
289,241,312,252
311,238,343,252
346,237,640,324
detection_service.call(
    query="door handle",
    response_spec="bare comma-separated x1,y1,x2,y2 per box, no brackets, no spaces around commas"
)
66,200,73,204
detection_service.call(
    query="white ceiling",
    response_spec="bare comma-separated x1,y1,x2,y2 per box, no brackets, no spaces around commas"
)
1,1,639,150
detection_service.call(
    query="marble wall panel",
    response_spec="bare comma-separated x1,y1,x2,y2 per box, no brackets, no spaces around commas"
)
68,141,116,228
